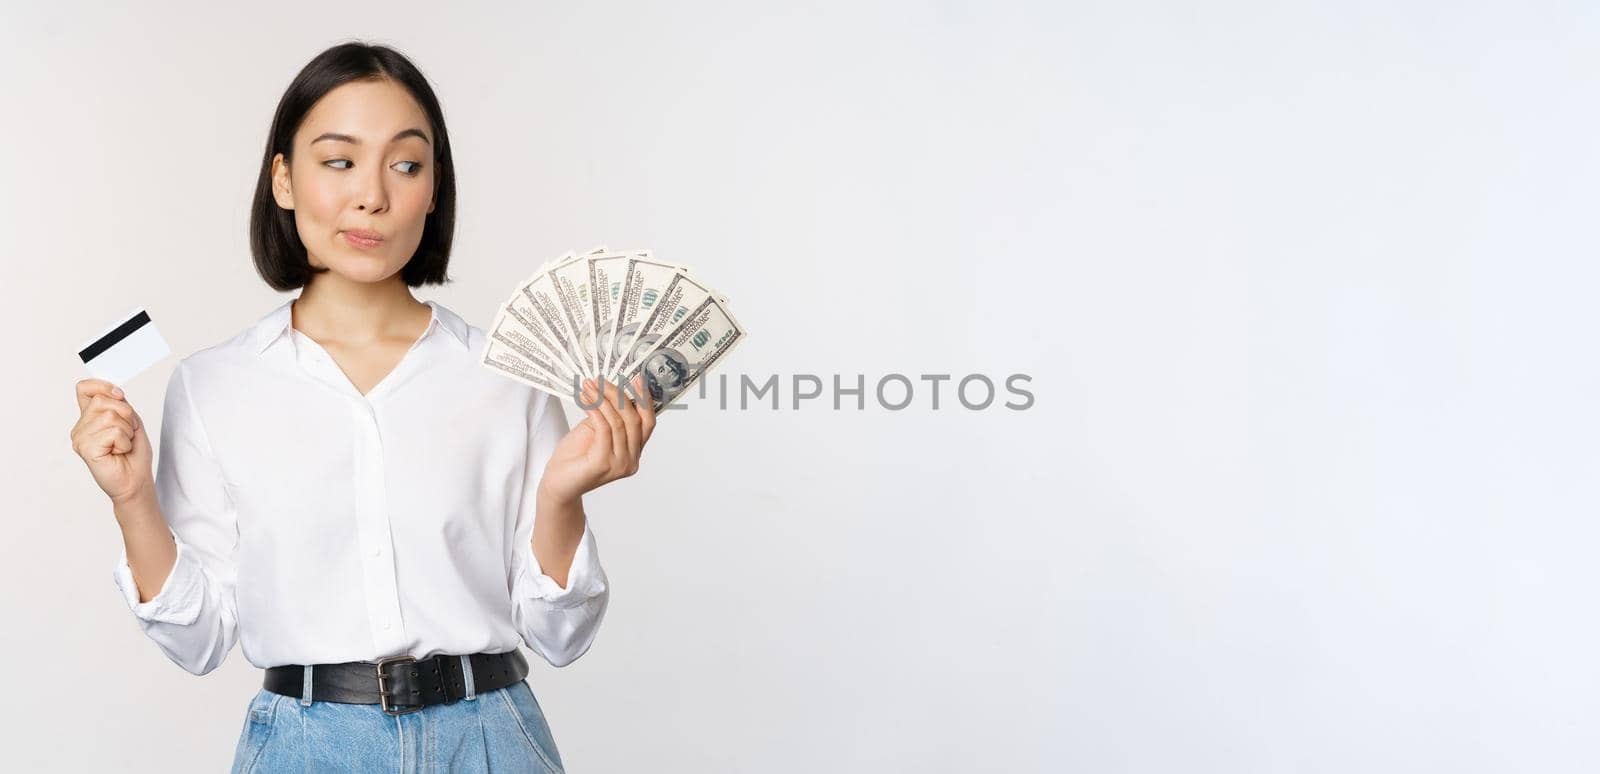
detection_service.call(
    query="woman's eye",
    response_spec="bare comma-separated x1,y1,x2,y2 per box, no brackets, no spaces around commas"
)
321,159,422,175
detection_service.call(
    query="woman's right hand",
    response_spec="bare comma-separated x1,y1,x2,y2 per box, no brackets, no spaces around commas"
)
71,378,154,506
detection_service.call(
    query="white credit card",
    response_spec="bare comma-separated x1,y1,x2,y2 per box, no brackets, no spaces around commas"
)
78,307,170,387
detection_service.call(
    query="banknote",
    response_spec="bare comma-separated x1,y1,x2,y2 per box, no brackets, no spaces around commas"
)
550,248,653,383
499,244,611,379
609,270,728,383
586,250,654,377
482,337,570,399
616,294,746,411
602,257,691,379
484,246,745,410
512,252,593,380
486,306,575,389
498,285,579,383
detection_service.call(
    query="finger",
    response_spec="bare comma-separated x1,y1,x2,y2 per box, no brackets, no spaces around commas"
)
111,426,133,455
611,377,643,466
593,379,628,470
69,399,135,438
69,408,94,439
76,378,123,412
595,379,629,468
92,412,136,438
88,395,136,428
632,373,657,444
110,401,139,432
93,424,133,456
580,380,613,463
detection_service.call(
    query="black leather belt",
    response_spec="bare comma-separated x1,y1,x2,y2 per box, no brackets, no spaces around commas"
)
263,650,529,716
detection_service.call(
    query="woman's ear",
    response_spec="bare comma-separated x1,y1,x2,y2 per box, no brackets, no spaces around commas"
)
270,153,295,211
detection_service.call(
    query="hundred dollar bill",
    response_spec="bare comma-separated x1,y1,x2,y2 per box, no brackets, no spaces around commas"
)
602,257,691,379
487,306,574,389
610,271,728,383
586,255,629,378
548,253,611,383
481,338,571,400
481,245,615,399
499,282,582,384
513,252,593,380
617,294,747,411
499,246,618,383
586,250,653,377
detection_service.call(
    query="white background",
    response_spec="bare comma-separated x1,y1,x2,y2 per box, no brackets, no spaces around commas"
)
3,1,1595,771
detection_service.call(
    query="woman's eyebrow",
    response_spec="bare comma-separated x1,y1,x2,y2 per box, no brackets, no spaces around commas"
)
310,128,431,146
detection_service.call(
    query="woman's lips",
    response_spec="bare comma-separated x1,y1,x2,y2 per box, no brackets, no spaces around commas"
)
342,231,384,249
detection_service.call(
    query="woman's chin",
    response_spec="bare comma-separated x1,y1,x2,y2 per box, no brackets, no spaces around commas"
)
325,259,406,285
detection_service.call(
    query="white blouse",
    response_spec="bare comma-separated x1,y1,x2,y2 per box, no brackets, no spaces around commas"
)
111,297,609,674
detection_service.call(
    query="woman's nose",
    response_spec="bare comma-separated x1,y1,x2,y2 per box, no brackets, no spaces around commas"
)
353,169,388,213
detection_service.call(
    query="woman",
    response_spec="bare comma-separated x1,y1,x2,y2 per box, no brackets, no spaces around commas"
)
67,42,654,772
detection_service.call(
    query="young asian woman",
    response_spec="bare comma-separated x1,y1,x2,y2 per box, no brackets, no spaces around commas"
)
68,41,654,773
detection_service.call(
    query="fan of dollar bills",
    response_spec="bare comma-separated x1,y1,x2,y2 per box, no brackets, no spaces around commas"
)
480,246,746,411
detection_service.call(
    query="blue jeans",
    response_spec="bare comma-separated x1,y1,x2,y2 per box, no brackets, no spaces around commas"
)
231,666,565,773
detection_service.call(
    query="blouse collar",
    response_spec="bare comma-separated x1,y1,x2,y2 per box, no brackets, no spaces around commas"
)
249,296,470,355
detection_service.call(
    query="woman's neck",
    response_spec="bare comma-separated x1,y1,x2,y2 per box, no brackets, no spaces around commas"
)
291,273,430,347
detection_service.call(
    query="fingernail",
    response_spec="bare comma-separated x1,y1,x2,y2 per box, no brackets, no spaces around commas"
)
112,387,124,398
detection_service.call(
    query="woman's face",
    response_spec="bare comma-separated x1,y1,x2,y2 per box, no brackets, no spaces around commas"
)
270,79,436,285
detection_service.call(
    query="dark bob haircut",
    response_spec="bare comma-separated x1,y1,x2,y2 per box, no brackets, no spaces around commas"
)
249,42,456,291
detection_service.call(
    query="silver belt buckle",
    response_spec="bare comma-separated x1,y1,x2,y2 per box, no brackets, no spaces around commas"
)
375,655,422,716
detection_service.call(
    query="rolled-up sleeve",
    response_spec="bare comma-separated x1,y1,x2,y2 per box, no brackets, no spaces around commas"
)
508,390,610,668
110,358,241,676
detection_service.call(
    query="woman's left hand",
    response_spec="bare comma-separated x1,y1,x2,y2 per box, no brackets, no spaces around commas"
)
538,374,657,504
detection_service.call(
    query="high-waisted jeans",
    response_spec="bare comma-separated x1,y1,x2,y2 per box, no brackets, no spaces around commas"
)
231,664,565,773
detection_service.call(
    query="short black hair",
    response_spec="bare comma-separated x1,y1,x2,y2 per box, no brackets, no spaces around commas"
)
249,42,456,291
